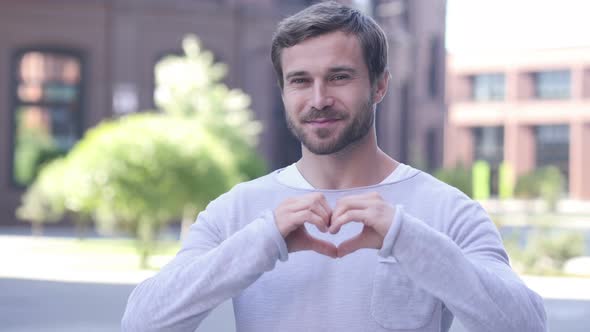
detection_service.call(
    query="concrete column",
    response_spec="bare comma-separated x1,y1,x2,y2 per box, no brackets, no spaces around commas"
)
506,70,520,101
583,69,590,99
444,124,473,167
569,121,590,200
571,66,585,100
452,75,471,101
504,123,536,183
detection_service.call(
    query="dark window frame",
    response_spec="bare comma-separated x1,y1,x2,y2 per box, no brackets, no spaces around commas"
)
9,46,86,189
532,69,571,100
470,73,506,101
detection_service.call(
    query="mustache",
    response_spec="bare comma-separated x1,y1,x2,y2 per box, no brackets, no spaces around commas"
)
301,108,345,122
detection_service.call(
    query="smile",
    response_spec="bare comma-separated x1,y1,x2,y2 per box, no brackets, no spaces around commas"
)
305,118,342,127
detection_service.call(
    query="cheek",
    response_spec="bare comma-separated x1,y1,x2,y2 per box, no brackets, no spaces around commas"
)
283,93,307,114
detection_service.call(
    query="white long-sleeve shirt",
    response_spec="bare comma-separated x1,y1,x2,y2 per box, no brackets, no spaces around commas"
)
122,165,547,331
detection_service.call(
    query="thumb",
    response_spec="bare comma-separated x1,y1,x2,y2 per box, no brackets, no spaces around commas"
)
337,228,381,258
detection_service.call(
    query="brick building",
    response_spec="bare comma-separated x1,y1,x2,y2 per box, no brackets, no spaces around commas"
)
446,47,590,200
0,0,446,224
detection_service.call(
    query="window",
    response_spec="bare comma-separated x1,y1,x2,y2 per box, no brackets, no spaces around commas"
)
535,124,569,189
473,126,504,165
352,0,374,16
533,70,570,99
471,73,505,101
11,49,84,186
428,36,442,98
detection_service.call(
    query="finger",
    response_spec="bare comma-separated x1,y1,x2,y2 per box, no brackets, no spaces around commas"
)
329,208,366,234
315,195,332,222
291,209,328,232
310,199,331,226
332,196,373,222
336,192,381,206
294,193,331,230
337,228,381,257
304,233,338,258
285,192,325,213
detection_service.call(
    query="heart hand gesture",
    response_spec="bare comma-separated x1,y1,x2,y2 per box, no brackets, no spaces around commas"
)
329,192,395,258
274,192,337,258
274,192,395,259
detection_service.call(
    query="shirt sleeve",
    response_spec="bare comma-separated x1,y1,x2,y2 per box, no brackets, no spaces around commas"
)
378,202,547,332
121,200,287,332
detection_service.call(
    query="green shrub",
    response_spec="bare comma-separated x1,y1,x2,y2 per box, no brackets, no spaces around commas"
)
434,163,473,197
507,230,585,276
514,166,564,210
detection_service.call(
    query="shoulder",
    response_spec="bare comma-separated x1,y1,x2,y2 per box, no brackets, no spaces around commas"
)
403,171,487,225
205,171,280,211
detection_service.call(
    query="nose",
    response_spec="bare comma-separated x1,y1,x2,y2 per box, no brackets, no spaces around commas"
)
311,82,334,110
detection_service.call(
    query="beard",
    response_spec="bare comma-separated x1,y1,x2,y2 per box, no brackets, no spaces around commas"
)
285,98,375,155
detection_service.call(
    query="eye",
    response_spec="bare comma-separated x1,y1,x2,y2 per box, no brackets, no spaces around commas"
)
288,77,310,85
331,74,350,81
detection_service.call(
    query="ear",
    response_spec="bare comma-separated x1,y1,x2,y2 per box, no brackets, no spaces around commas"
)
372,70,390,104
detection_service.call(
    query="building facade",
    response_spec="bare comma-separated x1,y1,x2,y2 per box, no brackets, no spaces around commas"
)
445,47,590,200
0,0,446,224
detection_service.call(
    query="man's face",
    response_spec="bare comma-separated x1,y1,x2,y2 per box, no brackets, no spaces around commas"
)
280,31,382,155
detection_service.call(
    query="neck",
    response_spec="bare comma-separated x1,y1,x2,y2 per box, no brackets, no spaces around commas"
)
296,127,398,190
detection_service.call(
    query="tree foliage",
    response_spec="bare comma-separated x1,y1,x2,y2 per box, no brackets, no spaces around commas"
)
18,35,265,267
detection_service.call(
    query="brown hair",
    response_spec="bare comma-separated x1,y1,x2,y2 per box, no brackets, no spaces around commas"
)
271,1,388,89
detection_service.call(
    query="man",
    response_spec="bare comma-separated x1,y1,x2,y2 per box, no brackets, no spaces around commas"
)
122,2,547,331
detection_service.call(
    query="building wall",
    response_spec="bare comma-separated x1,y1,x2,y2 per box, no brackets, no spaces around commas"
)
0,0,111,223
0,0,447,224
374,0,447,170
446,47,590,200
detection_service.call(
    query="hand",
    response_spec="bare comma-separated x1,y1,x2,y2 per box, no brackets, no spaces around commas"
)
274,192,337,258
329,192,395,258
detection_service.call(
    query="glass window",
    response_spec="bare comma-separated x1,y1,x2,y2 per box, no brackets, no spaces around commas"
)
352,0,374,16
535,124,569,189
11,50,83,186
533,70,570,99
473,126,504,165
471,73,505,101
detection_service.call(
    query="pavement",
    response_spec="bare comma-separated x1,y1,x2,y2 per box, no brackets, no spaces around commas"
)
1,228,590,331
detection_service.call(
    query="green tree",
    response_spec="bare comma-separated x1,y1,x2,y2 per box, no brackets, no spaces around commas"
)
154,34,266,235
16,158,67,235
76,115,244,266
18,35,266,267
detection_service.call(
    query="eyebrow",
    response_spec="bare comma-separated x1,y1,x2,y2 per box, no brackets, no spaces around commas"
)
284,71,308,81
328,66,357,75
284,66,357,81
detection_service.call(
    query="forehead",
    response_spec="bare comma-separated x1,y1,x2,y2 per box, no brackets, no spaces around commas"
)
281,30,366,74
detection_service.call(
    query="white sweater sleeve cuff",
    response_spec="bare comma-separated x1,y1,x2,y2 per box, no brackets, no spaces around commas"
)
262,209,289,262
378,204,404,259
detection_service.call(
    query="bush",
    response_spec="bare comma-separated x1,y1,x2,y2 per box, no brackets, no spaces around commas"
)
434,164,472,197
514,166,564,210
507,230,585,275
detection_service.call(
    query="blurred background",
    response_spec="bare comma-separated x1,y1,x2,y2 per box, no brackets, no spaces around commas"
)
0,0,588,331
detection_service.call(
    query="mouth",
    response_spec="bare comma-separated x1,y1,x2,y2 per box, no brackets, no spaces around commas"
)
304,118,342,128
307,118,340,123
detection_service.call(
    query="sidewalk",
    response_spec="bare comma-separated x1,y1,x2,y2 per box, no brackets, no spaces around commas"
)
2,233,590,301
